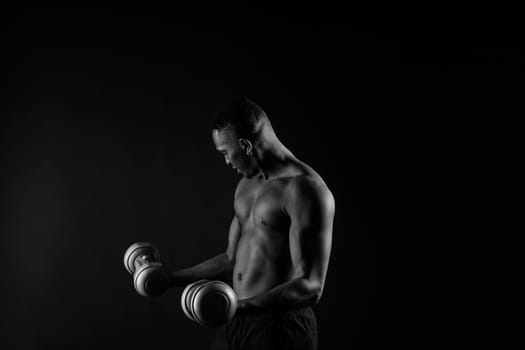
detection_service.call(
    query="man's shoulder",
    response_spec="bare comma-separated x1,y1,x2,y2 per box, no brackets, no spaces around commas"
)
287,173,335,208
234,177,249,196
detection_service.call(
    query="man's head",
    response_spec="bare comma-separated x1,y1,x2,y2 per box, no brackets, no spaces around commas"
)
212,97,272,178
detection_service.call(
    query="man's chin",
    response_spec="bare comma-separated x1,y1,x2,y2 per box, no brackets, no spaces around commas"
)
244,170,259,179
234,167,256,178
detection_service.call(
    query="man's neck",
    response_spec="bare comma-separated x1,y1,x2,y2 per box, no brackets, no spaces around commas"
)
256,141,294,181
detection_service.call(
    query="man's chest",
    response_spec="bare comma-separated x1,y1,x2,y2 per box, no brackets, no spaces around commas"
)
234,182,290,231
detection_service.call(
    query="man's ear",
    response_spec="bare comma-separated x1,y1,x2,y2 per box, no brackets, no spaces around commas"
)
238,138,253,155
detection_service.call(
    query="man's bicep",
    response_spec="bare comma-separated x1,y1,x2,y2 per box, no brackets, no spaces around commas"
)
290,220,333,287
288,180,335,285
226,215,242,263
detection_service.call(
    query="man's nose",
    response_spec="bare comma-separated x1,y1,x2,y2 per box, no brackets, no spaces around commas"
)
224,156,230,165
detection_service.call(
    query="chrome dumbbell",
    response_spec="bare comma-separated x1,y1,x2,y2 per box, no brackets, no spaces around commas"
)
123,242,170,297
181,279,238,327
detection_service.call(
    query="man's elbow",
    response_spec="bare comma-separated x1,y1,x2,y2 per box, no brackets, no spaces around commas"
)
304,279,323,305
312,285,323,305
225,251,235,266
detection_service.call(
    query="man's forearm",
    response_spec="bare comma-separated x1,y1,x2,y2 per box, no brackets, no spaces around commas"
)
170,253,233,287
238,277,322,314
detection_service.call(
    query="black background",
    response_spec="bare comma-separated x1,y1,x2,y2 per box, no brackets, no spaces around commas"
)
1,7,522,349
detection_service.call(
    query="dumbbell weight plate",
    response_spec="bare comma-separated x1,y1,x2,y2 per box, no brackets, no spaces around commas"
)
192,281,238,327
123,242,160,274
181,279,209,322
133,262,165,297
187,280,211,322
189,281,213,325
181,280,202,321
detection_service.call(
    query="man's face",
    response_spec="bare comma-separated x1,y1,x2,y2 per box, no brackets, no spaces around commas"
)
212,128,257,178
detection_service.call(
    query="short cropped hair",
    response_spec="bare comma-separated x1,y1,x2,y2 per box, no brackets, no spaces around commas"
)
212,97,269,139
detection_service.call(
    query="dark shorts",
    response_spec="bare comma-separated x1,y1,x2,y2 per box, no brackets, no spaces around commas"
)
211,307,318,350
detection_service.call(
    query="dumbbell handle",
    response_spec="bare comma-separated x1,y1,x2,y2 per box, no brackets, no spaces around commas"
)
134,253,157,272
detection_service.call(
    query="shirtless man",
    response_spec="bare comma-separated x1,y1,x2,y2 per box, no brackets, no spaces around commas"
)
169,97,335,349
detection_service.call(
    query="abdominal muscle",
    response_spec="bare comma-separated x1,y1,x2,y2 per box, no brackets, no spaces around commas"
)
232,225,293,300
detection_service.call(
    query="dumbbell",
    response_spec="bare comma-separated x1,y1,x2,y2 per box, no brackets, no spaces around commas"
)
123,242,170,297
181,279,238,327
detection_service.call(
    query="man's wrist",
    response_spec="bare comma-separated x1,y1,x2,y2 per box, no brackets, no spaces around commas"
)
169,269,192,287
236,298,262,316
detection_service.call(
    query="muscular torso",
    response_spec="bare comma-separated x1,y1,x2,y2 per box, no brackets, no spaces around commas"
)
232,163,324,299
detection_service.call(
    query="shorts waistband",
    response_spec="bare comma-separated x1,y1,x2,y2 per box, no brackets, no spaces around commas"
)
231,306,314,321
